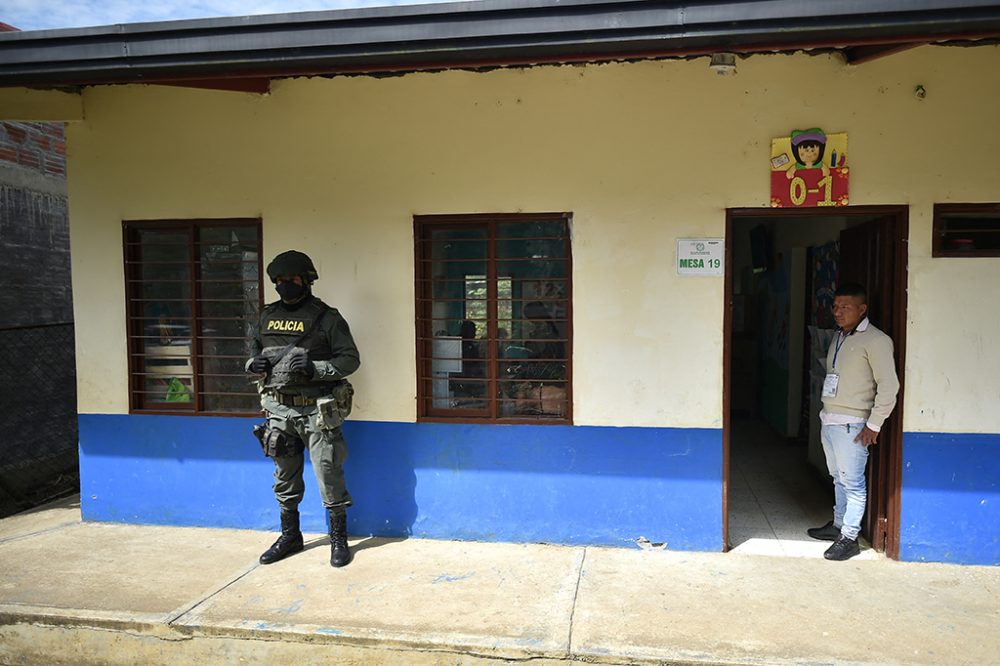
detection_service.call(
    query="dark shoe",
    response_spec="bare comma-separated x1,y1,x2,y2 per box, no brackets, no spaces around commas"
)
259,509,304,565
329,509,352,568
807,520,841,541
824,536,860,561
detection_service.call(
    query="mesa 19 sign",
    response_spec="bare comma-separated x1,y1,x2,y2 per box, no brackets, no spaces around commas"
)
770,128,849,208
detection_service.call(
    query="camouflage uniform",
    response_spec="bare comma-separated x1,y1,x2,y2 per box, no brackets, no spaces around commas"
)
248,249,360,568
250,295,360,513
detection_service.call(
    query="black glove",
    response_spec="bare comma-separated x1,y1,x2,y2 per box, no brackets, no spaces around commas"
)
249,355,271,374
288,353,315,378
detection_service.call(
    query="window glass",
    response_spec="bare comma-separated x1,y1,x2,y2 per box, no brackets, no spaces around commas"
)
466,275,513,340
416,215,571,422
933,204,1000,257
424,228,488,413
198,227,260,412
125,220,261,413
134,229,194,407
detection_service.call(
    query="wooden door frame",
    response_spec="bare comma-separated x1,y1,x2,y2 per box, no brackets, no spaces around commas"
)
722,205,908,559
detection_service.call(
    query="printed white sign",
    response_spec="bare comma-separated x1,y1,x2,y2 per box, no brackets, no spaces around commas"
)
676,238,724,276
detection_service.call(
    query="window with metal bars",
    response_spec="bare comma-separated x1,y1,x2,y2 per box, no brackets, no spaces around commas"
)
933,203,1000,257
123,219,262,414
415,213,572,422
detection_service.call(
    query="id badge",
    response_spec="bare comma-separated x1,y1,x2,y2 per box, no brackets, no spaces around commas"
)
822,373,839,398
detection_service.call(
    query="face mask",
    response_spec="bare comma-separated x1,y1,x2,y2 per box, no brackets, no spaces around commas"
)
276,281,306,302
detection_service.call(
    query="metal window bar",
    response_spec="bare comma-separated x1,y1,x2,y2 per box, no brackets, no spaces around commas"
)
123,218,262,415
414,214,572,423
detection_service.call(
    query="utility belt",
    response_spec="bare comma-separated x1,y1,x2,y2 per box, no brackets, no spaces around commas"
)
265,379,347,406
272,393,319,407
254,380,354,457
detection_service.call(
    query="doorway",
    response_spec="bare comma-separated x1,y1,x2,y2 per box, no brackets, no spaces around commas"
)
722,206,907,559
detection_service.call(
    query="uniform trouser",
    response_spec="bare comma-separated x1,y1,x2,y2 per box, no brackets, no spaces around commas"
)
268,408,352,514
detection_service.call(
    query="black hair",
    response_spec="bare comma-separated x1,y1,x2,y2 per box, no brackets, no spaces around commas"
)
835,282,867,303
791,140,826,166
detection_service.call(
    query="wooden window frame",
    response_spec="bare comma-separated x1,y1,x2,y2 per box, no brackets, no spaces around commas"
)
414,213,573,425
933,203,1000,257
123,218,263,416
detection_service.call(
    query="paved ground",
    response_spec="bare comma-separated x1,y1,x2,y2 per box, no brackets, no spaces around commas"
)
0,495,997,665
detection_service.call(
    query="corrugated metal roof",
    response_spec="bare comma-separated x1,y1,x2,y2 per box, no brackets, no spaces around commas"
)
2,0,1000,89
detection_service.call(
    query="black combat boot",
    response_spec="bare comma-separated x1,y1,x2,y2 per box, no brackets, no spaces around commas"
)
259,509,304,565
328,509,352,568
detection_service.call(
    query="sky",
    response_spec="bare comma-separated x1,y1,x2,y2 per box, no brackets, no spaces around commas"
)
1,0,465,32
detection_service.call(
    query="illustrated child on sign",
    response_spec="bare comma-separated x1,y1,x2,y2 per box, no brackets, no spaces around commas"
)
786,128,829,180
770,127,848,208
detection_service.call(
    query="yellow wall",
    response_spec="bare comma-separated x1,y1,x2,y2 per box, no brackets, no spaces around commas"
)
67,45,1000,432
0,87,83,121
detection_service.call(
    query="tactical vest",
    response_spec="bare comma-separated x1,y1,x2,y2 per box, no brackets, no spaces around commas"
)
260,297,334,362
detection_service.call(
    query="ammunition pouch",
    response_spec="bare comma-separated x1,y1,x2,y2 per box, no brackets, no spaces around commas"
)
315,380,354,430
252,422,305,458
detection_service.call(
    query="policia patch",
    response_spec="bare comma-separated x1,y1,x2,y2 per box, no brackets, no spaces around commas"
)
266,319,307,333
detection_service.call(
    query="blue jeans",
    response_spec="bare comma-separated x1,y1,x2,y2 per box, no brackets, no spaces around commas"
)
821,422,869,541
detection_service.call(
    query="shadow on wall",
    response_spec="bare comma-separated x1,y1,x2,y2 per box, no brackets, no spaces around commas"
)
77,415,419,537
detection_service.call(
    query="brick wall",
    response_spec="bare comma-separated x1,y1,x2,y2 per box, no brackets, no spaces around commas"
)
0,121,66,177
0,122,73,327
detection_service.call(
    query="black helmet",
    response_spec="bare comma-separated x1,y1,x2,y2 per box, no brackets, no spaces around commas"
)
266,250,319,284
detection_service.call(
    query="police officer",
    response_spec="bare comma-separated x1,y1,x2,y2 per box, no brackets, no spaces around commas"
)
247,250,360,568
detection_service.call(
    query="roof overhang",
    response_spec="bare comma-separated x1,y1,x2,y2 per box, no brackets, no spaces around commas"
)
2,0,1000,93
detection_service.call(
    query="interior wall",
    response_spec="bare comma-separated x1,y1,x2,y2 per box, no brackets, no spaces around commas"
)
733,212,917,479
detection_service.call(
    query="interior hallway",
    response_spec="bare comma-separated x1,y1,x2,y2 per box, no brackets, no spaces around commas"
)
728,418,878,559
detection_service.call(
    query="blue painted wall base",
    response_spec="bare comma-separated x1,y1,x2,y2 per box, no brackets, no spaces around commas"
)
79,416,999,563
900,432,1000,565
79,415,724,551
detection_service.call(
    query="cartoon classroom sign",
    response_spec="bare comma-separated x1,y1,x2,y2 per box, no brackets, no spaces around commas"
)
770,128,849,207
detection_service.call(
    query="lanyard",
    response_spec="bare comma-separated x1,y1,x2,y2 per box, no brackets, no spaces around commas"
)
832,330,849,368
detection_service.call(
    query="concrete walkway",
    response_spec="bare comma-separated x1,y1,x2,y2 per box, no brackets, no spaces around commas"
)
0,496,997,666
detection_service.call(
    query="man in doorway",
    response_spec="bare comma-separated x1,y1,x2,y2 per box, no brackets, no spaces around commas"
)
247,250,361,567
807,282,899,561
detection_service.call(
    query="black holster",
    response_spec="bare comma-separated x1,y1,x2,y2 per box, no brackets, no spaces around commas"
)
252,422,305,458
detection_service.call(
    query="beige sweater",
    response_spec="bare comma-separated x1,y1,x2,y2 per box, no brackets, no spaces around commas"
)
822,320,900,429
